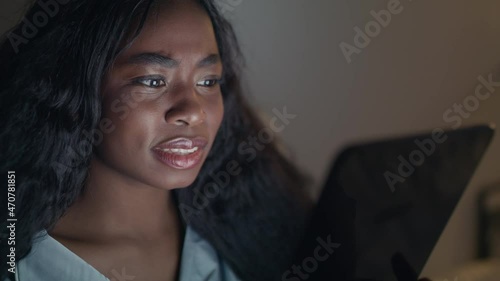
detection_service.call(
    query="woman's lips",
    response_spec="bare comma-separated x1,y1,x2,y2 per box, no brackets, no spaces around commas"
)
152,137,208,170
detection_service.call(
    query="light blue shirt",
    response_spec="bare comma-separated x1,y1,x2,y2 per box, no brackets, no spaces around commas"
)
6,226,241,281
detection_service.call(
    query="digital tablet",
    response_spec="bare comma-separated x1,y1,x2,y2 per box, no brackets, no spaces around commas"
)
288,124,495,281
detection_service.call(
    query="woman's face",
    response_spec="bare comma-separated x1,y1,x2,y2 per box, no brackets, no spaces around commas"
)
96,0,224,190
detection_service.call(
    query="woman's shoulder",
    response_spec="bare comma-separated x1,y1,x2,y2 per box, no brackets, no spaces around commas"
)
15,227,242,281
15,229,109,281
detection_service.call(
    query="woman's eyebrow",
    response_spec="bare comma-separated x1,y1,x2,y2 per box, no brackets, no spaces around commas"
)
126,52,221,68
197,54,221,67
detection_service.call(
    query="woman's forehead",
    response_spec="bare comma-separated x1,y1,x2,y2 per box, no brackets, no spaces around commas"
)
122,0,219,59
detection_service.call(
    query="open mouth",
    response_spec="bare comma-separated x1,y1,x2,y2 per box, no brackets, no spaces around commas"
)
152,136,208,169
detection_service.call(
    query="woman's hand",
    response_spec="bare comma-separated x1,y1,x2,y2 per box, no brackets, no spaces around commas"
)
392,252,432,281
348,252,433,281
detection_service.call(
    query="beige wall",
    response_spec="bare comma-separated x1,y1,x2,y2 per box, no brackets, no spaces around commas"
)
2,0,500,277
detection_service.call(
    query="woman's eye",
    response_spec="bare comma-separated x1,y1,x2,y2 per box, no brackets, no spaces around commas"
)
197,78,221,87
135,77,166,88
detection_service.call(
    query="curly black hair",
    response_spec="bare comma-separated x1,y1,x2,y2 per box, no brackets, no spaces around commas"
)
0,1,313,280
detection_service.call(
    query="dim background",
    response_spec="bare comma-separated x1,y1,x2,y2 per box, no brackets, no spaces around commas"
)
2,0,500,279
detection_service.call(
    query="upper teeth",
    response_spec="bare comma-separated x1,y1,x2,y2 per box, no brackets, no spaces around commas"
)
160,147,199,155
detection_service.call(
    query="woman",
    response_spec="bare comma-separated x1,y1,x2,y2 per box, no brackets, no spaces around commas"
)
0,0,312,280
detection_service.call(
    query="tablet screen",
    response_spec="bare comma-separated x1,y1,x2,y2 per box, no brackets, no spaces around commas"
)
290,125,494,281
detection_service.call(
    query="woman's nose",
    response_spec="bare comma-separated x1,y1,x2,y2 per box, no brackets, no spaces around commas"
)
164,86,206,127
